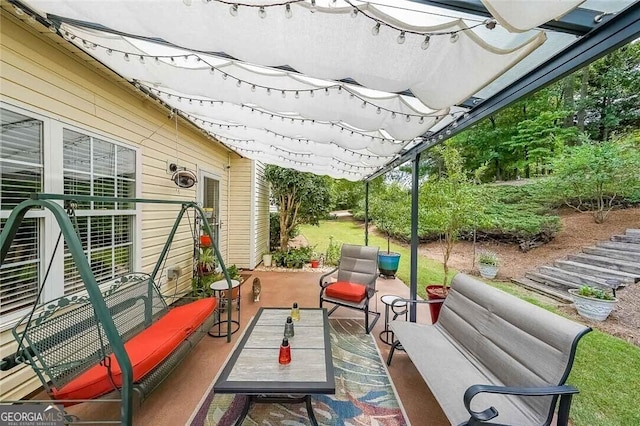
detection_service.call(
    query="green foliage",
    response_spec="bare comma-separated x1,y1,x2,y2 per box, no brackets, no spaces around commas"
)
325,236,341,266
265,165,332,250
272,246,314,269
197,248,216,272
477,251,499,266
577,285,615,301
420,146,485,283
547,136,640,223
328,179,365,211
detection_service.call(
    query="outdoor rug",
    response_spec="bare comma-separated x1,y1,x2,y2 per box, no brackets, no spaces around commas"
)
188,318,409,425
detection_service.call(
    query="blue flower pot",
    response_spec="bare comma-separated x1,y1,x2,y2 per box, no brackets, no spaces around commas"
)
378,252,401,278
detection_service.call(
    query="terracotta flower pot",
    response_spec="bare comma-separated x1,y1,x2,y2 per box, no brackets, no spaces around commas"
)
310,260,320,268
426,285,448,323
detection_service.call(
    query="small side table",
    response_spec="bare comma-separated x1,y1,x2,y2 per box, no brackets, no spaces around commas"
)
208,279,241,338
379,295,408,346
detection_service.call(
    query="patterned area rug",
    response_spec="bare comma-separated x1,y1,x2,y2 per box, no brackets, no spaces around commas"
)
189,319,409,425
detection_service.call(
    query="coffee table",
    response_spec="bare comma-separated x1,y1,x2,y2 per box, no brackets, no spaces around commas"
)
213,307,335,425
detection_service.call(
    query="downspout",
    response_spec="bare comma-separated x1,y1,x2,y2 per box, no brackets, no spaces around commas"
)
410,153,420,322
364,181,369,246
227,154,231,261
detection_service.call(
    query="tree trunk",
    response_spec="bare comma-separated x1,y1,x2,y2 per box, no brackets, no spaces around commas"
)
576,67,588,133
563,75,575,128
279,207,289,251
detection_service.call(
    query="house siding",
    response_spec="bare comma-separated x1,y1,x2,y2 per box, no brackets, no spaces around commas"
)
0,12,244,400
254,161,270,266
227,157,252,268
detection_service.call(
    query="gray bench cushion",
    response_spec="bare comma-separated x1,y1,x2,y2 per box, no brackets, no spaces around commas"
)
390,274,590,425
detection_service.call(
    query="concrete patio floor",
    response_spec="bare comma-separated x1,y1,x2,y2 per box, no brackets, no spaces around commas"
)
44,271,448,425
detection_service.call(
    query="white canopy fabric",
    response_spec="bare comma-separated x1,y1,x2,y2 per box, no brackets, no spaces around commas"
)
19,0,601,180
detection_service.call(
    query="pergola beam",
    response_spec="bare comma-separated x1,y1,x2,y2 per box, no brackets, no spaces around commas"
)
406,0,602,35
367,1,640,181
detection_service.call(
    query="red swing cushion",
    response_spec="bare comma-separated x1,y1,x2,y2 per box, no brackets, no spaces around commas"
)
325,281,367,303
52,297,217,402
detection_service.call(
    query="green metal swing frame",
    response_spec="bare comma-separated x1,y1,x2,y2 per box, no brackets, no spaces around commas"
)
0,193,235,425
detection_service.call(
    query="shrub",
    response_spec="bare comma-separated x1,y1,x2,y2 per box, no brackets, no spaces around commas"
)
272,246,313,268
325,236,341,266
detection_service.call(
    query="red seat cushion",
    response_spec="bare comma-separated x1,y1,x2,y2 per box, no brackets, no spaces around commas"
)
52,297,217,402
325,281,367,303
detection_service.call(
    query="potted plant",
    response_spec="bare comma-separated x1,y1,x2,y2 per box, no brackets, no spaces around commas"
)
422,146,483,322
310,252,320,268
569,285,617,322
199,233,212,247
376,220,401,279
197,248,216,276
477,250,499,279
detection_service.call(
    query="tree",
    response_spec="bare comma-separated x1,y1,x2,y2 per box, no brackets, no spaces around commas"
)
548,135,640,223
264,165,332,250
420,146,485,284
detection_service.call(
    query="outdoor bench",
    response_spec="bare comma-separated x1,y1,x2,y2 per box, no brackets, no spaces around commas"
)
387,273,591,426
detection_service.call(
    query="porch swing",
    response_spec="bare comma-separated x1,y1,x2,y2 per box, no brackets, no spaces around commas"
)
0,193,235,425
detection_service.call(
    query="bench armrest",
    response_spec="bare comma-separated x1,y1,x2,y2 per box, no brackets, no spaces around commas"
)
319,267,339,288
463,384,579,425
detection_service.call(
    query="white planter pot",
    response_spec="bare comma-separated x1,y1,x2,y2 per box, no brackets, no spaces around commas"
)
568,289,617,322
262,254,272,267
478,264,498,279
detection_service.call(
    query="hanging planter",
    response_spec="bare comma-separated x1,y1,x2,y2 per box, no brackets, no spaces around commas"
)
200,234,212,247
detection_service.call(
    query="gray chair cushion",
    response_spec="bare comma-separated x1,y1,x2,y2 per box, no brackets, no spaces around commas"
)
335,244,379,288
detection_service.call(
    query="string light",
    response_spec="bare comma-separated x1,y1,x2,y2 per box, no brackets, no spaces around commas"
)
258,6,266,18
397,31,406,44
230,4,238,15
285,4,292,18
450,33,459,43
421,35,430,50
372,22,380,36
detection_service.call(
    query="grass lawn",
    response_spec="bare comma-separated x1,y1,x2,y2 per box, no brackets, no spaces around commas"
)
299,220,454,299
299,219,640,426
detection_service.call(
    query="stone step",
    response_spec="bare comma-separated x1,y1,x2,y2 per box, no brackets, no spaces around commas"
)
612,234,640,244
596,241,640,253
526,271,581,291
566,253,640,275
554,260,639,282
582,246,640,263
537,266,610,288
511,277,573,303
625,229,640,236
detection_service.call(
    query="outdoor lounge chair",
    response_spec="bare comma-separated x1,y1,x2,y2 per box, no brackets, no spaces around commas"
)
319,244,380,333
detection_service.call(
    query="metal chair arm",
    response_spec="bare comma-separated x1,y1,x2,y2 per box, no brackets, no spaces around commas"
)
463,384,579,424
319,267,339,288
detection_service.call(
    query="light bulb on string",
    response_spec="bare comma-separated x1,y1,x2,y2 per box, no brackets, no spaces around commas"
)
324,88,329,96
372,23,380,36
309,90,314,97
421,35,430,50
419,117,424,124
222,73,227,80
230,4,238,16
258,7,266,18
295,91,300,98
210,67,215,74
139,55,145,64
450,33,459,43
106,48,113,56
351,8,358,18
281,91,286,98
236,80,242,87
391,112,396,119
124,53,130,62
361,101,366,109
155,57,160,64
285,4,292,18
405,115,411,122
376,107,381,115
251,85,256,92
397,31,406,44
310,0,316,12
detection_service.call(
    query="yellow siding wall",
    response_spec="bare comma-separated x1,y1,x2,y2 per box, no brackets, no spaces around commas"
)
227,158,252,267
254,162,270,264
0,13,241,400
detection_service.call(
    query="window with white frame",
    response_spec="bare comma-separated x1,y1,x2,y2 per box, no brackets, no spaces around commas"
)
0,104,139,322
